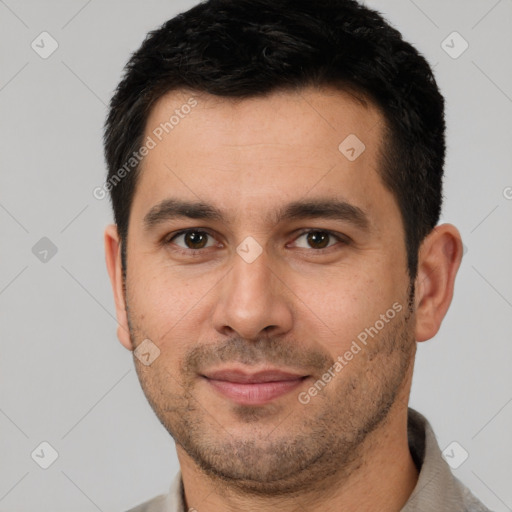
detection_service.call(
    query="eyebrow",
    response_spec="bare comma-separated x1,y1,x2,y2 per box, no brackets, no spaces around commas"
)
143,197,371,232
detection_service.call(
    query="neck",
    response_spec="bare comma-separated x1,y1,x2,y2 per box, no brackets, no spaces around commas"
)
177,400,419,512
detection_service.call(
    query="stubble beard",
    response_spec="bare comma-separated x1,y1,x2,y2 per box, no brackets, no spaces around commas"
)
125,288,416,497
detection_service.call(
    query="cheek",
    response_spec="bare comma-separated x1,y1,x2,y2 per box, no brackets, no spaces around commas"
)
127,260,211,343
292,268,396,352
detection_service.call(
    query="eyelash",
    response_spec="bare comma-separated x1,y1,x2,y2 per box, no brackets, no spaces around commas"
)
163,228,350,256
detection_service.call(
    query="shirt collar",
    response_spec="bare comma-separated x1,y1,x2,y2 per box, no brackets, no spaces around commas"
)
401,407,473,511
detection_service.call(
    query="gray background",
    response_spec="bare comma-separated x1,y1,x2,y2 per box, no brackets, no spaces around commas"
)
0,0,511,510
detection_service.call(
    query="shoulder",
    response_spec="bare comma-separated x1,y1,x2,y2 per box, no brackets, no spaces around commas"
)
459,483,495,512
125,493,168,512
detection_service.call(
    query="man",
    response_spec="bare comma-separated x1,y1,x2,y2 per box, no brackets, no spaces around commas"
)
103,0,492,510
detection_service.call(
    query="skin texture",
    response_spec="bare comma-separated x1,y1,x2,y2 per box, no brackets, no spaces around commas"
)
105,86,463,511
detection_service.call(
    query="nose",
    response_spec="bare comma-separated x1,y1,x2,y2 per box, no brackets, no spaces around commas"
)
211,246,293,341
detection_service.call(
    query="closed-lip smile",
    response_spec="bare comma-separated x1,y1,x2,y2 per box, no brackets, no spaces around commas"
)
201,367,309,405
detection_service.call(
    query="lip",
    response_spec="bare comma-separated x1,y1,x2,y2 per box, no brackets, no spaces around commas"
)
202,368,307,383
201,368,309,405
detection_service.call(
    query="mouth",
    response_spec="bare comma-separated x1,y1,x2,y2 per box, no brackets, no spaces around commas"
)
201,367,310,405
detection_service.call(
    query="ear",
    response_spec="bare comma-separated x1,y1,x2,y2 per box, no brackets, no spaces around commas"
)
104,224,133,351
414,223,464,342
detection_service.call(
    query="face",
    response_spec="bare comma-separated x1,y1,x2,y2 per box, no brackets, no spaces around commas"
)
114,87,418,493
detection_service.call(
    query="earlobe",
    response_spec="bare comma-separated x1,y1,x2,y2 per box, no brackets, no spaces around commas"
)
414,224,464,342
104,224,133,351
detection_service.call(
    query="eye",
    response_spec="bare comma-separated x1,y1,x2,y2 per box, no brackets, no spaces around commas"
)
166,229,218,252
290,229,348,251
163,228,349,256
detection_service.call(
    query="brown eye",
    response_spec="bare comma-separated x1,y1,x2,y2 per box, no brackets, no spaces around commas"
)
168,230,215,251
292,230,346,250
306,231,330,249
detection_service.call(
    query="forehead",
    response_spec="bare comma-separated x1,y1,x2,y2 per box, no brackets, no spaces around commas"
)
144,86,381,151
132,86,397,232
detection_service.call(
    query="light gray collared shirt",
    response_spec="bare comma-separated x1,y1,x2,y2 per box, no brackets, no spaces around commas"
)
127,408,492,512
